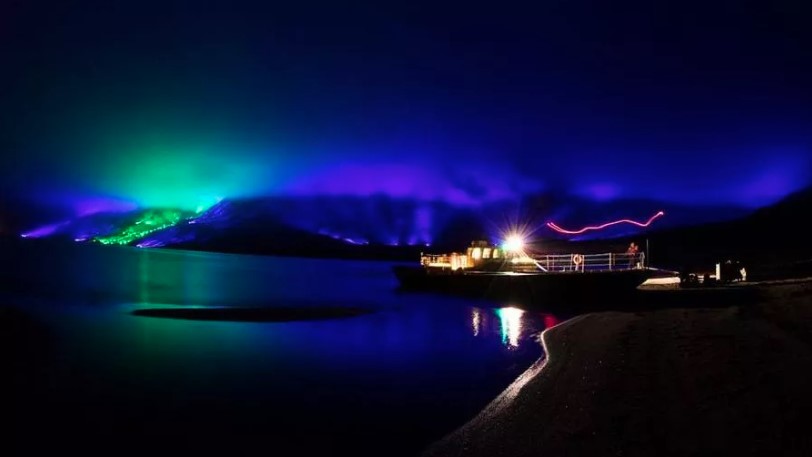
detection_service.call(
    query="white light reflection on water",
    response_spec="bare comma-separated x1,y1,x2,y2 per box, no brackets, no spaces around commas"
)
472,308,482,336
496,307,524,348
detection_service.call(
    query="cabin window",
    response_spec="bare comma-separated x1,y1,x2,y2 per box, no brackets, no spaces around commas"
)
492,249,500,258
472,248,481,259
482,248,491,259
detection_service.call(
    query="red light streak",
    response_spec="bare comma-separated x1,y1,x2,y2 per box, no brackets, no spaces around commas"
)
547,211,665,235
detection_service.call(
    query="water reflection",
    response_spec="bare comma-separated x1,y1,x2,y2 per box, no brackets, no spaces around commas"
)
471,306,561,349
3,238,565,457
496,307,524,348
138,249,150,304
543,314,560,329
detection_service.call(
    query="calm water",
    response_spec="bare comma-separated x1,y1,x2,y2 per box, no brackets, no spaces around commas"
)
2,239,559,456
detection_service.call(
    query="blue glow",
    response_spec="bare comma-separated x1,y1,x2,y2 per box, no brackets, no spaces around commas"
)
3,3,810,233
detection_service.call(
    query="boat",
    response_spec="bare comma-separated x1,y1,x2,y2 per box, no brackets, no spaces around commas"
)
392,238,658,306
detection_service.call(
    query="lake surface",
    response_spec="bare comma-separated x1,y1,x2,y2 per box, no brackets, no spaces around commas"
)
2,238,560,456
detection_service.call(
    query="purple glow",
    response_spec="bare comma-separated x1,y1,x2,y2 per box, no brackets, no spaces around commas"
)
136,239,166,248
282,162,545,206
578,183,621,201
738,161,810,207
187,200,232,225
28,190,139,217
21,220,71,238
415,205,432,245
73,197,138,216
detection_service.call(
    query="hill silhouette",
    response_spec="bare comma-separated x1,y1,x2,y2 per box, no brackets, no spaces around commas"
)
6,187,810,275
629,186,812,277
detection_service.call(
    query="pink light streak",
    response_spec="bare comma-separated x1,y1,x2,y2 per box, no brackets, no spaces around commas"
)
547,211,665,235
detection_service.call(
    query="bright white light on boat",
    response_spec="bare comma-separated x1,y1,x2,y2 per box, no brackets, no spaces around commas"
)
503,234,524,252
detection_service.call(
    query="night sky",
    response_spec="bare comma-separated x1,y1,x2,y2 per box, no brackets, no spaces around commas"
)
2,0,810,214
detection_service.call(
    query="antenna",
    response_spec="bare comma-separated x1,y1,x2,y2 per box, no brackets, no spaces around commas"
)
646,238,650,267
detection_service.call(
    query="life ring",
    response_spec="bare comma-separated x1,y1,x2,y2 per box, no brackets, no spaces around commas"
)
572,254,584,265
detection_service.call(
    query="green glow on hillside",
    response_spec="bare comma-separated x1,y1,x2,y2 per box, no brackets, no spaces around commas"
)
94,209,190,245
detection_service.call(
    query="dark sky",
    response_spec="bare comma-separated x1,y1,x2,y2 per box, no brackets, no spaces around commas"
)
2,0,810,212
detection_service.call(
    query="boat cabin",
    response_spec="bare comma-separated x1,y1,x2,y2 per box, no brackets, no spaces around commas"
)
421,241,501,270
420,240,537,271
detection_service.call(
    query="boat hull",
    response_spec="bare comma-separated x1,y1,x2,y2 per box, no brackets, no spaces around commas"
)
393,265,654,308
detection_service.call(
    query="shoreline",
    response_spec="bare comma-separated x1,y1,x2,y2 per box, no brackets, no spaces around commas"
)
423,279,812,456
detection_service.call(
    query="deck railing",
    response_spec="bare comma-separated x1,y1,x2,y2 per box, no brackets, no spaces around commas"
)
532,252,646,272
422,251,647,273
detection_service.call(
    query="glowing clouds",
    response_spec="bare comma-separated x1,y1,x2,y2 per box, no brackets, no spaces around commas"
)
578,183,622,201
281,162,545,205
737,158,812,207
92,152,269,211
69,197,139,217
52,122,286,211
